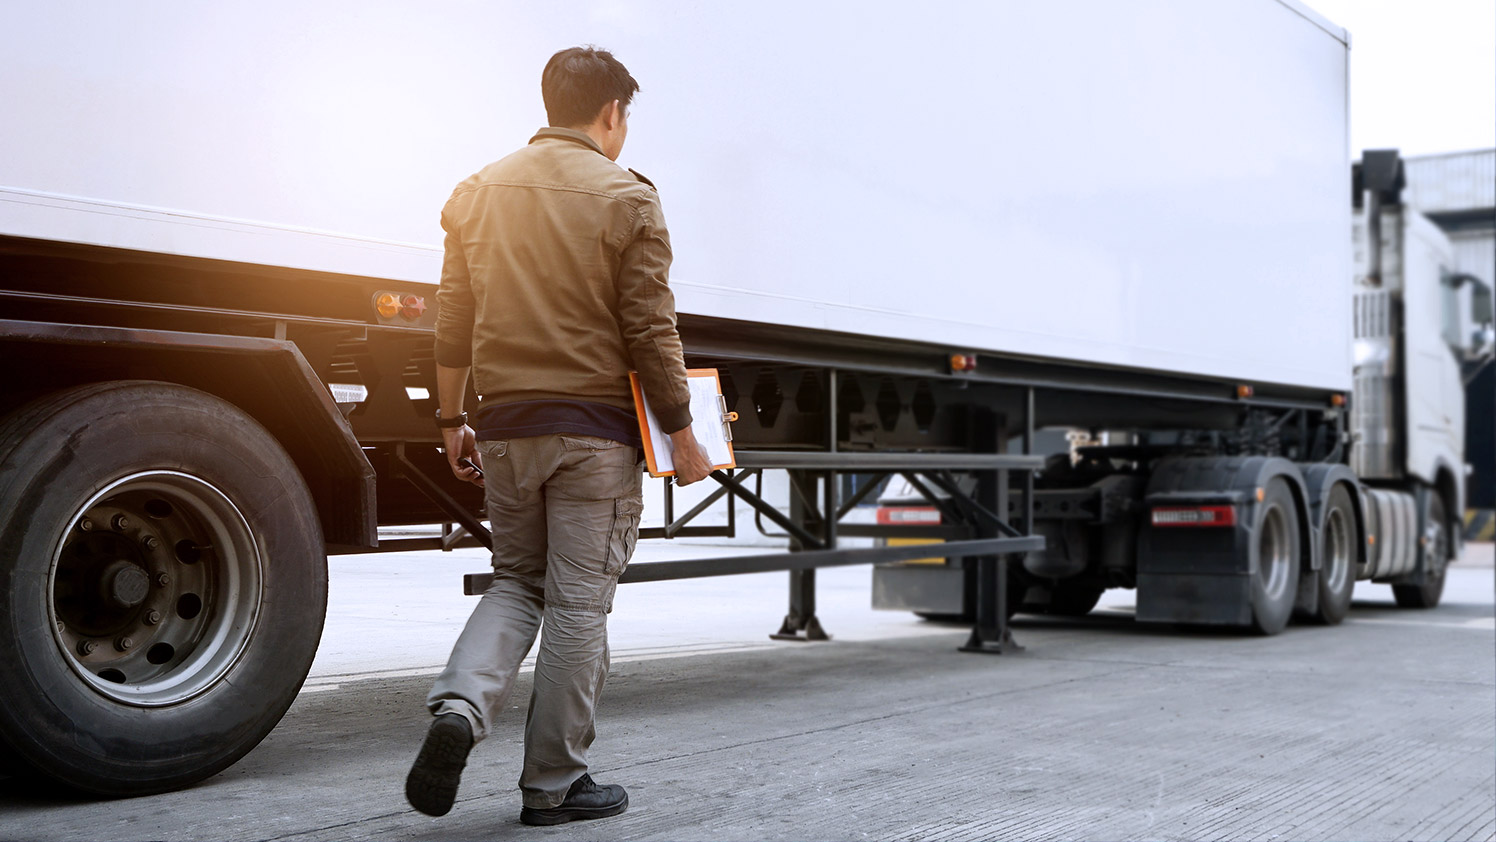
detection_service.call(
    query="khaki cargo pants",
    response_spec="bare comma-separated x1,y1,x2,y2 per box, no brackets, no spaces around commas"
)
426,433,643,809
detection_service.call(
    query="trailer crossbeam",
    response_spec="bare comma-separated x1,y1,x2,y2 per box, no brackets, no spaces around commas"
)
463,534,1044,593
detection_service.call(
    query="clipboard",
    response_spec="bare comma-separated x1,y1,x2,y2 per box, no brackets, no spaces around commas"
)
629,368,739,478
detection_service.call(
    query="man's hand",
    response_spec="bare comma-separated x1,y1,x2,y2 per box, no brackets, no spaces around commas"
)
668,427,712,486
434,363,482,487
442,424,484,487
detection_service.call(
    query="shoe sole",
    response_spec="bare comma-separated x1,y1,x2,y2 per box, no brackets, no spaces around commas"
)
520,793,629,826
405,717,472,817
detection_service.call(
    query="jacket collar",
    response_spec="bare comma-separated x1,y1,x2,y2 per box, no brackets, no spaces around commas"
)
530,127,605,156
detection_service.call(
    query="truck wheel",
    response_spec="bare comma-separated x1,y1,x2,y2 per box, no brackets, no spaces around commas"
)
0,740,30,778
1393,493,1449,609
914,611,975,623
914,564,1024,623
1309,485,1357,624
0,381,327,795
1047,585,1104,617
1249,478,1301,635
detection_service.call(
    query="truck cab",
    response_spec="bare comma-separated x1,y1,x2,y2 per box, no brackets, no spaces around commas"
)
1353,150,1494,578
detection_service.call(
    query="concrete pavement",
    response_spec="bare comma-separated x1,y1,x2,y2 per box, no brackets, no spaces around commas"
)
0,544,1490,841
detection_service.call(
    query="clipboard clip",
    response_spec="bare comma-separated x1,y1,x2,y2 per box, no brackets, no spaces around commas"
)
719,395,738,442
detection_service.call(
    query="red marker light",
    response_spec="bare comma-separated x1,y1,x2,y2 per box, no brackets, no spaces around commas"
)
401,295,427,319
1151,505,1237,527
876,506,942,525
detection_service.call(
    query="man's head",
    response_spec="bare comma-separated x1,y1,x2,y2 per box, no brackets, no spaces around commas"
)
542,46,639,161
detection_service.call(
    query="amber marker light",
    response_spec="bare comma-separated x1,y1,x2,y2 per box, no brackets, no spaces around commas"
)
949,353,978,373
1330,394,1346,407
1236,384,1255,399
374,292,401,319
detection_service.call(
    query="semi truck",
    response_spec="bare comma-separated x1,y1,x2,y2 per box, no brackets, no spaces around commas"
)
0,0,1489,797
873,152,1494,622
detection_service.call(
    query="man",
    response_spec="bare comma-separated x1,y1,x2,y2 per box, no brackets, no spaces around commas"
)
405,46,712,826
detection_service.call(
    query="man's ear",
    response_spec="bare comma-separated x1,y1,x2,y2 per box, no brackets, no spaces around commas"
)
604,99,622,130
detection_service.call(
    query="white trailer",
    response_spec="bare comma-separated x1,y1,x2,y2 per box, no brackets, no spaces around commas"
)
0,0,1487,797
4,0,1352,389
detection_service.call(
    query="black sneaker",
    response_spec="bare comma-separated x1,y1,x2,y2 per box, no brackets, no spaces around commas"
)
405,714,473,817
519,774,629,826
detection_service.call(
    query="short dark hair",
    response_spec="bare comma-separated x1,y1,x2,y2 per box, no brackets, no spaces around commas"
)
542,46,640,128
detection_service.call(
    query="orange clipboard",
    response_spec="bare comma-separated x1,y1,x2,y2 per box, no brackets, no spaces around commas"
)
629,368,739,478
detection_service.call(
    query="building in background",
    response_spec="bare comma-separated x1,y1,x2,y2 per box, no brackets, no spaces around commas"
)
1402,149,1495,539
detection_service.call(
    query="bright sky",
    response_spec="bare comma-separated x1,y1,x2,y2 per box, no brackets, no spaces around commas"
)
1309,0,1496,157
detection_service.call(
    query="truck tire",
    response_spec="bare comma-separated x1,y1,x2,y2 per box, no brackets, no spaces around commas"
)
1249,478,1301,635
1309,484,1357,624
914,565,1023,623
1047,585,1105,617
1392,492,1449,609
0,740,30,778
0,381,327,795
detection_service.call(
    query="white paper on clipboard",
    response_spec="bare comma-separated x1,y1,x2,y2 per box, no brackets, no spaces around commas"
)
631,369,736,476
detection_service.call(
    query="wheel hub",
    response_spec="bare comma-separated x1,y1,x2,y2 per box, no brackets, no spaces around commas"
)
101,560,151,609
49,471,264,707
1259,504,1291,600
1323,507,1350,592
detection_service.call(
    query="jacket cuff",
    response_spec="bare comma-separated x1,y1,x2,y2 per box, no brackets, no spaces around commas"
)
656,402,693,435
434,338,473,368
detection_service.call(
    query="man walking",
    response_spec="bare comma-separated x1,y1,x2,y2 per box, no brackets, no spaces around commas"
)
406,46,711,826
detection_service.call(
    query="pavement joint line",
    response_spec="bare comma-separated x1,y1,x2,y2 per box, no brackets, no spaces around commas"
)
592,662,1143,777
1348,616,1496,630
300,642,784,693
299,629,1495,696
376,659,1149,834
1021,650,1496,687
255,807,419,842
318,655,1142,831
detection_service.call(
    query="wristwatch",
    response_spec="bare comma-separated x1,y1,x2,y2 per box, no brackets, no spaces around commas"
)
434,409,468,429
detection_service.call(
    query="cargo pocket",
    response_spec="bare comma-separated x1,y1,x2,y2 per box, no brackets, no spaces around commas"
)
603,497,644,613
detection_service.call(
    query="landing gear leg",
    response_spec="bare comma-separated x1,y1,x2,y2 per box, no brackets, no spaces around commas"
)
771,470,832,641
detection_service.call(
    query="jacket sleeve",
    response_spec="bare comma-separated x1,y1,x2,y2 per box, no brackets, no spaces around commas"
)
433,200,476,368
616,192,693,433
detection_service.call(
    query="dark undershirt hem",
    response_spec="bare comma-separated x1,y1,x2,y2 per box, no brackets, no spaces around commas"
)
475,399,642,449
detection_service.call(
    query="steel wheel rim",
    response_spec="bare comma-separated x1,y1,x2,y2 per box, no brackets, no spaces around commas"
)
48,471,263,706
1426,506,1449,580
1323,506,1351,593
1259,503,1291,600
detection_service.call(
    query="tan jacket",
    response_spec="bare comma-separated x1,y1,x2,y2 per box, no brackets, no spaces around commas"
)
434,127,693,432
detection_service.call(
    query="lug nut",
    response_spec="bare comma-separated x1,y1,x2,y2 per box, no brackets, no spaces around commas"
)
115,636,134,652
141,535,160,551
145,609,162,626
111,514,131,531
156,573,171,588
79,518,94,532
78,639,97,656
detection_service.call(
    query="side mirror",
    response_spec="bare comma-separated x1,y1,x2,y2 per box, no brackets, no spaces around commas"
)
1473,322,1496,359
1472,281,1494,358
1449,274,1495,361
